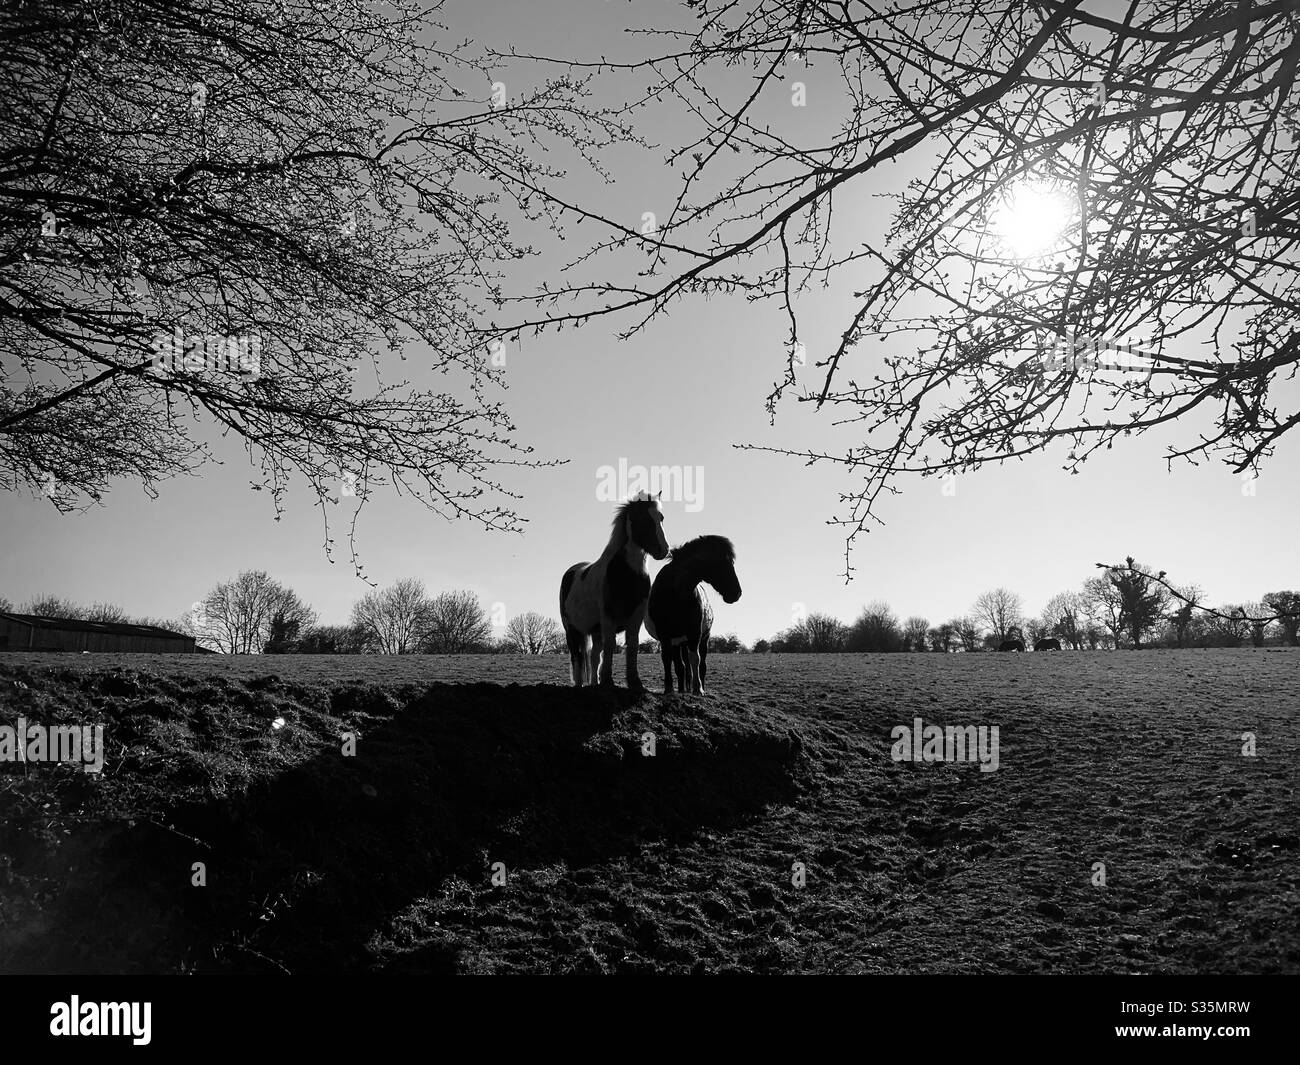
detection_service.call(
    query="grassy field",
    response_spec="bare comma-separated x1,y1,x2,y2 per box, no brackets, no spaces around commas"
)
0,649,1296,974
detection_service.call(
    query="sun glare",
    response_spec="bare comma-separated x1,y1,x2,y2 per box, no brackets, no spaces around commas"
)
991,182,1073,259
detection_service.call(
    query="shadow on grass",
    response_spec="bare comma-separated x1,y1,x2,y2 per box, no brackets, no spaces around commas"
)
1,679,803,974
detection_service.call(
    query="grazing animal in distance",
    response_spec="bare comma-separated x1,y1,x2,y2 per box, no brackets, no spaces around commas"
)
1034,637,1062,651
998,639,1025,652
646,535,741,694
559,495,669,689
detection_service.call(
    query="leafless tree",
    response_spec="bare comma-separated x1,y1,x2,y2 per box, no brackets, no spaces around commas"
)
903,615,930,651
15,595,136,622
1168,584,1206,648
952,615,982,652
195,569,315,654
504,611,562,654
1262,590,1300,645
1241,601,1274,646
85,602,131,624
1206,605,1252,647
973,587,1023,644
135,614,187,632
1082,574,1124,648
781,612,847,652
21,594,84,618
928,621,956,652
350,577,431,655
1082,621,1108,650
845,600,901,651
421,590,492,653
0,0,635,566
1041,590,1085,649
709,632,745,653
504,1,1300,576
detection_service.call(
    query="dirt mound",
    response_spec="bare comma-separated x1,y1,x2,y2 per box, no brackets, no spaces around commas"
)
0,665,811,973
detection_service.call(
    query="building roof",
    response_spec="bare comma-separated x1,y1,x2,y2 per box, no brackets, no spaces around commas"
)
0,613,193,640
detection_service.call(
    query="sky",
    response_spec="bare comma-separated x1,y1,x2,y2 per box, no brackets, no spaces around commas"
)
2,0,1297,644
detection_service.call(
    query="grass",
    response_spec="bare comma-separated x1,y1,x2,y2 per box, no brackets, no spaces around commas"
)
0,649,1296,974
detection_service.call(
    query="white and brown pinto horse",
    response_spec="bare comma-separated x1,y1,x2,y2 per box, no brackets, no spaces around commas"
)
560,496,669,689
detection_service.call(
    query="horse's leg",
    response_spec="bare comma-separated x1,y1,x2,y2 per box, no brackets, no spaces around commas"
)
660,644,674,694
565,627,587,687
598,622,617,688
673,645,686,692
624,606,646,692
572,629,587,686
698,637,709,693
686,643,703,695
588,630,601,687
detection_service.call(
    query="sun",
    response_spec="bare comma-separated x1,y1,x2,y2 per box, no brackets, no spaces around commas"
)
990,181,1074,259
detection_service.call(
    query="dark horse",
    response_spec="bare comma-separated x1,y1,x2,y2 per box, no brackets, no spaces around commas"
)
559,496,669,689
998,639,1025,652
1034,637,1062,651
646,535,741,694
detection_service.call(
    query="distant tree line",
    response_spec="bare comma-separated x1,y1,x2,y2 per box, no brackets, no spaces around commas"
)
756,560,1300,653
1,574,750,656
196,573,527,655
7,557,1295,654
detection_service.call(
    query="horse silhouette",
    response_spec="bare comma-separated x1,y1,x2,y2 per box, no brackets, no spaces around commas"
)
646,535,741,695
1034,637,1062,651
998,639,1025,652
560,496,669,689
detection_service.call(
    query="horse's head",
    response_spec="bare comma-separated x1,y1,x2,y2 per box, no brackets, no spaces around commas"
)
676,535,741,603
620,494,669,560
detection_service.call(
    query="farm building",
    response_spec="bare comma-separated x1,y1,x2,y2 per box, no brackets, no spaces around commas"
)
0,613,198,653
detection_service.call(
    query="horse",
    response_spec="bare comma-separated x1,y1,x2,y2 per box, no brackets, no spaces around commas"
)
559,495,669,689
998,639,1025,652
645,535,741,694
1034,637,1062,651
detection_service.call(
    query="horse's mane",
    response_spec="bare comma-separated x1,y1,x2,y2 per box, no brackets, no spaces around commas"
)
609,496,660,545
612,496,659,527
671,535,735,564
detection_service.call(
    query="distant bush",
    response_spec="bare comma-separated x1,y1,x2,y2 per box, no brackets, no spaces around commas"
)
503,612,563,654
845,602,902,653
295,623,369,654
708,633,745,653
774,614,846,653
